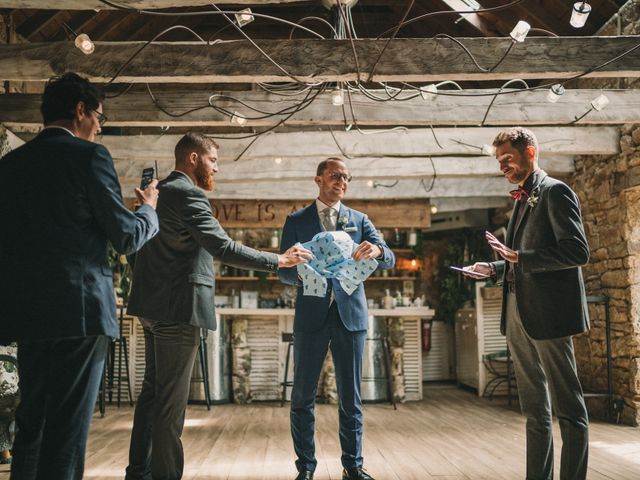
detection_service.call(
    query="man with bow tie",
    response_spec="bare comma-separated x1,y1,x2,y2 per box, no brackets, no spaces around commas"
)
279,157,395,480
464,127,590,480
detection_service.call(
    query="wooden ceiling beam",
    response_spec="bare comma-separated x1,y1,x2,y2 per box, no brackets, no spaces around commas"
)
98,127,618,164
1,0,306,9
1,89,636,127
0,36,638,83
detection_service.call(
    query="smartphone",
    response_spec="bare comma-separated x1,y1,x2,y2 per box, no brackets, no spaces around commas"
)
449,265,490,278
140,167,155,189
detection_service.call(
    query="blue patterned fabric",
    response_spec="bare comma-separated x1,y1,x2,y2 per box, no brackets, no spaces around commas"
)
296,231,378,297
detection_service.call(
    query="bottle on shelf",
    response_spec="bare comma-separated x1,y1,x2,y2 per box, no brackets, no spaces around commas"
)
383,289,394,309
231,289,240,308
407,228,418,247
270,229,279,249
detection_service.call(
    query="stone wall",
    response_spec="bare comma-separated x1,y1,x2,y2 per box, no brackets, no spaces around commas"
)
570,126,640,425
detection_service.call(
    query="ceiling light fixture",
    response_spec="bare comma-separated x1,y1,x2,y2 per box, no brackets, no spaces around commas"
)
419,84,438,101
547,84,565,103
570,2,592,28
510,20,531,43
332,87,344,106
235,8,255,27
74,33,95,55
590,94,609,111
231,112,247,126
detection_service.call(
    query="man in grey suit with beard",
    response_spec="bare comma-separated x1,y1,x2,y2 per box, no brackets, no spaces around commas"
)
465,127,590,480
125,132,311,480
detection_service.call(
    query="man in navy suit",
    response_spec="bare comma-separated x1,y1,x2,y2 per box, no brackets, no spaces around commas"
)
279,157,395,480
0,73,159,479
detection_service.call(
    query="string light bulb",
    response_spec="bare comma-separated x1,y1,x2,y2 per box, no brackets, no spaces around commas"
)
366,180,375,188
510,20,531,43
419,84,438,101
430,204,438,215
570,2,591,28
590,94,609,112
332,87,344,106
74,33,95,55
481,144,496,156
547,84,565,103
235,8,255,27
274,157,282,165
231,111,247,126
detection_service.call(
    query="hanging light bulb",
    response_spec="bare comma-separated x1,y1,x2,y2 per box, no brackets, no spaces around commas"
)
235,8,255,27
481,144,496,156
231,111,247,126
74,33,95,55
430,204,438,215
366,180,375,188
570,2,591,28
590,94,609,111
274,157,283,165
332,87,344,106
547,84,565,103
510,20,531,43
419,84,438,101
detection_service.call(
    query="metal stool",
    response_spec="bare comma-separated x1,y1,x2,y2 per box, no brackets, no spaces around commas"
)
482,349,516,406
280,332,294,406
99,304,133,417
190,329,212,410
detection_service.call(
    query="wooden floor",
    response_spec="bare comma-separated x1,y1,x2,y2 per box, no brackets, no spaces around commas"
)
0,384,638,480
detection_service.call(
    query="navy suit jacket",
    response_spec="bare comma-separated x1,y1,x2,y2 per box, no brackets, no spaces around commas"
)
279,203,395,333
492,170,590,340
0,128,158,342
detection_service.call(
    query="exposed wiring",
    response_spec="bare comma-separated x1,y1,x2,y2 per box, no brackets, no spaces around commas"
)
480,79,529,126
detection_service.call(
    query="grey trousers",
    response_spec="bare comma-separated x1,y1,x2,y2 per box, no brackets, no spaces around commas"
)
506,292,589,480
125,318,200,480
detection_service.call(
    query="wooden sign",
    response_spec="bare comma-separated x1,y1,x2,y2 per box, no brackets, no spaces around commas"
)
209,199,430,229
125,198,430,229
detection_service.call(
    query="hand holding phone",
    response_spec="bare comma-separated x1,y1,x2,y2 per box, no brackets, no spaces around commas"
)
140,167,155,189
449,265,491,279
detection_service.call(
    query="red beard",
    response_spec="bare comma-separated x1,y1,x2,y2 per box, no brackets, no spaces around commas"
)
195,163,215,191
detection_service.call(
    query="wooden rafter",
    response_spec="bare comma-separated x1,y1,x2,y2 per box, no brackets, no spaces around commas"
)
1,37,639,83
1,89,636,127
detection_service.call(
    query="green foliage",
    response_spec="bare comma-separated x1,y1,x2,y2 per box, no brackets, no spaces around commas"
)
107,244,133,304
435,229,492,323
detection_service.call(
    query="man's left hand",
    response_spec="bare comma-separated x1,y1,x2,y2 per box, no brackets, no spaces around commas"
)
485,231,519,263
352,241,382,261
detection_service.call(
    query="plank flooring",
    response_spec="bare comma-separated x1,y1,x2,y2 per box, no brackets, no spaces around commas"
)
0,384,638,479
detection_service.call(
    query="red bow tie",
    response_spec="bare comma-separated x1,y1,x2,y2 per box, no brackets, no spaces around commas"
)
509,186,529,201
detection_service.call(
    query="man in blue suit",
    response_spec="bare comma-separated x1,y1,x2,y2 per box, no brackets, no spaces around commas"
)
279,158,395,480
0,73,159,479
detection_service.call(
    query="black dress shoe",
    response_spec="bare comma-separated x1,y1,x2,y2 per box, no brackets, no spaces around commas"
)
342,467,375,480
295,471,313,480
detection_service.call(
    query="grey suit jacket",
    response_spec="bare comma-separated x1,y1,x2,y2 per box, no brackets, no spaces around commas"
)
492,169,590,340
127,171,279,330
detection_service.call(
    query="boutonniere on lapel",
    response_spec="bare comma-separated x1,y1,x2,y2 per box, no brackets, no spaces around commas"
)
527,187,540,208
338,215,357,232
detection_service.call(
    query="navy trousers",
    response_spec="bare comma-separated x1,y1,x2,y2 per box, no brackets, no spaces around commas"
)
11,335,109,480
290,303,366,473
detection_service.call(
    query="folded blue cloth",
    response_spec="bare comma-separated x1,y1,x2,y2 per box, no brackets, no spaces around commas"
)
296,231,378,297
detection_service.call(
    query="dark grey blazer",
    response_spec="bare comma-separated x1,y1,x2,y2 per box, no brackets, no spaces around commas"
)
492,169,590,340
127,171,279,330
0,128,159,342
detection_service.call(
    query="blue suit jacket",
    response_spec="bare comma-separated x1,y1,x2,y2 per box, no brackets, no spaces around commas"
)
0,128,158,342
279,203,395,333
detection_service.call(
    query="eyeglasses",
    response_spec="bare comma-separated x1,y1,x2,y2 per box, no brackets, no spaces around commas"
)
92,109,108,127
329,172,352,183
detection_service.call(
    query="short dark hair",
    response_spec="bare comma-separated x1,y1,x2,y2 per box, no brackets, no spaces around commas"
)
40,72,104,125
174,132,220,163
316,157,345,176
492,127,538,155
